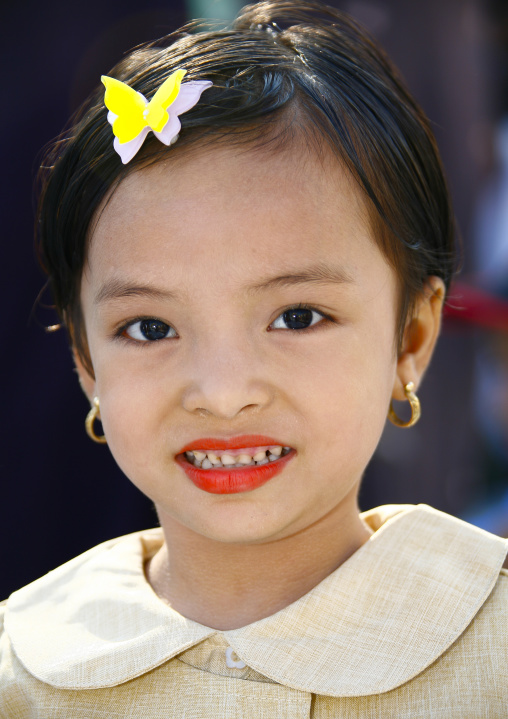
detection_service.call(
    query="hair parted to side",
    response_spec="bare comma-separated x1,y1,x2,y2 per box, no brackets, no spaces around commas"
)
36,0,456,376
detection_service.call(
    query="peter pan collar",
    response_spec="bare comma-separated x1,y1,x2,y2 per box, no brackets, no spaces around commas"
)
5,505,508,696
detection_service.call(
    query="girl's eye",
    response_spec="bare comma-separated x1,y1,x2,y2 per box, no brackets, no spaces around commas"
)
124,319,177,342
270,307,325,331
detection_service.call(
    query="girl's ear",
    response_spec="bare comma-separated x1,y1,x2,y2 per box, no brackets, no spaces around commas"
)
72,349,96,402
392,276,445,400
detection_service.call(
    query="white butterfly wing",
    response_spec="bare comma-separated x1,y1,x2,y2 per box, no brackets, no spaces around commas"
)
170,81,213,116
114,127,150,164
153,115,181,146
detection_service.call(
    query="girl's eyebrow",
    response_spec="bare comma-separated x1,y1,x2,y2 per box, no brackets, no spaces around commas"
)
246,263,355,293
94,264,354,305
94,280,181,305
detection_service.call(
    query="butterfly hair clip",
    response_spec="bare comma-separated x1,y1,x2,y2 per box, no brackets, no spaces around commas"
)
102,69,213,164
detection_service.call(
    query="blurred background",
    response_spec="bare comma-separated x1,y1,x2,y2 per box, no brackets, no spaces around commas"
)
2,0,508,600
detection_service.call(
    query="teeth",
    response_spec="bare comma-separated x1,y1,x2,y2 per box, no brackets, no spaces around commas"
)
185,446,290,469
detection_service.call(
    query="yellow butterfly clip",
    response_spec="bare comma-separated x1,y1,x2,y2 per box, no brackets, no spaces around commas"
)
102,69,213,164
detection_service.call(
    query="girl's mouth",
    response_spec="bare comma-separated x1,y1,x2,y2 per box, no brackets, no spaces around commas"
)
175,440,295,494
185,445,291,469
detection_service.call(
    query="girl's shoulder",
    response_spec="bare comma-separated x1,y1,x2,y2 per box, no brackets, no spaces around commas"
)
0,529,166,717
473,566,508,630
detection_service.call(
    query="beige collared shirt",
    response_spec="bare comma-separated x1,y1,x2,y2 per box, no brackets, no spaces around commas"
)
1,504,507,717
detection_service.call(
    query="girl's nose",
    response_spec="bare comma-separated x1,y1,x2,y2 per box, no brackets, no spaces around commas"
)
180,343,274,420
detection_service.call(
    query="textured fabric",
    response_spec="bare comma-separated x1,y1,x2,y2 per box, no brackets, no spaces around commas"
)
1,504,507,718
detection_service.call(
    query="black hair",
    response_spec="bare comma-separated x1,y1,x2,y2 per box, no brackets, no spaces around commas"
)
36,0,456,374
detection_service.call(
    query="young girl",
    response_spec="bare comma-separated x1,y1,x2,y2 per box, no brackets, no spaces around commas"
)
1,1,507,716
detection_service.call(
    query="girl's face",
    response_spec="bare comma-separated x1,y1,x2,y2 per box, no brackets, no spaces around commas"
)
79,143,404,544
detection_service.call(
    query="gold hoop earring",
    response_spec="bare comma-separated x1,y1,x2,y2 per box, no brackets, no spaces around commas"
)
388,381,421,428
85,397,107,444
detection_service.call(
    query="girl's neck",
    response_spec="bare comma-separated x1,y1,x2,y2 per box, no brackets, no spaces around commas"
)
146,498,372,630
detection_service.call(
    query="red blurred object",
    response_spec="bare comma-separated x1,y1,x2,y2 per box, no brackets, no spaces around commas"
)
443,282,508,333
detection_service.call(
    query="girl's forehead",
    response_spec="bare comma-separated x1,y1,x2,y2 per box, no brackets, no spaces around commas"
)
83,142,397,322
92,142,371,252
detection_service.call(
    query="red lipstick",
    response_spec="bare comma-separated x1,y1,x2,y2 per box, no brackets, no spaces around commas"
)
176,435,295,494
180,435,285,452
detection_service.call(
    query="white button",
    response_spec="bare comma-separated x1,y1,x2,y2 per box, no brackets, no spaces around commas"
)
225,646,246,669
